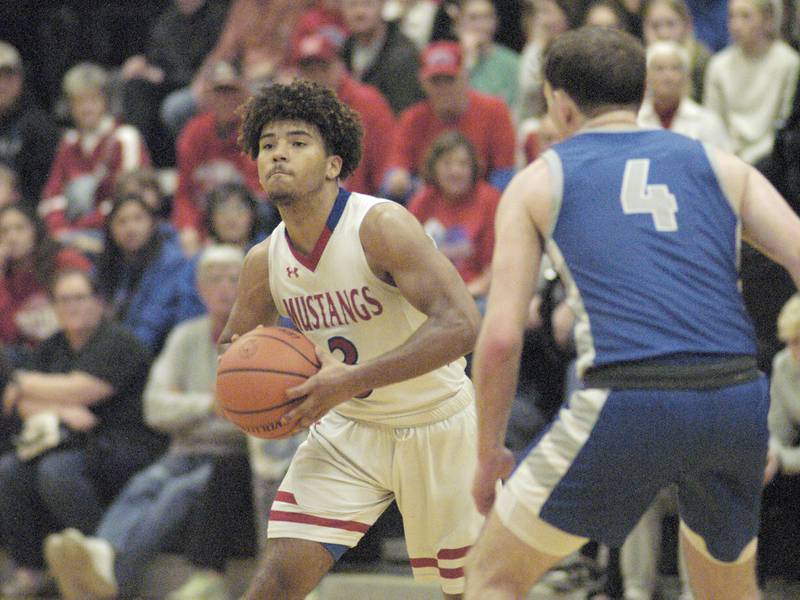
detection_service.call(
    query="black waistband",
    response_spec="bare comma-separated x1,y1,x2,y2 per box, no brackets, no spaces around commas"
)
583,355,760,390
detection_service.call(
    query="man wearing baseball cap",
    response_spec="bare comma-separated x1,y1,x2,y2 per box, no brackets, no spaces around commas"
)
383,40,516,203
293,33,396,197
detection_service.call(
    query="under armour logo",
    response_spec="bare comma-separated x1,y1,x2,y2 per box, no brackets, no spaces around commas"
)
286,266,299,278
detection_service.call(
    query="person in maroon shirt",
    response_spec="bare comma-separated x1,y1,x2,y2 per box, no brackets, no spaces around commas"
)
39,63,151,256
172,61,262,256
292,32,397,197
383,40,516,204
0,204,91,367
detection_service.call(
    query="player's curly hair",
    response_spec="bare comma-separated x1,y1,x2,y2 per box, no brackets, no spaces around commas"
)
238,79,363,181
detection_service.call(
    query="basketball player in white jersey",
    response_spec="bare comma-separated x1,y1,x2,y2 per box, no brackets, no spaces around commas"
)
219,79,483,600
464,27,800,600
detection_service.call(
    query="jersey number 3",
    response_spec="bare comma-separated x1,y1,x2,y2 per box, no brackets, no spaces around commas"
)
620,159,678,232
328,336,372,399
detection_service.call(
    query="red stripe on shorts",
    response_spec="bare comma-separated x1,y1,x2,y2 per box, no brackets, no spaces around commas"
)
438,566,465,579
274,491,298,505
410,557,438,569
269,510,370,533
437,545,470,559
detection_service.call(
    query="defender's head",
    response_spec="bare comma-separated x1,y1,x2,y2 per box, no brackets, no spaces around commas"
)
543,26,646,137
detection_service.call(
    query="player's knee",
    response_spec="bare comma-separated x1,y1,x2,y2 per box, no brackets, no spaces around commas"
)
680,522,757,565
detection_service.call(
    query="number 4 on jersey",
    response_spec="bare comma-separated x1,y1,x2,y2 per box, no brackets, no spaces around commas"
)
620,159,678,232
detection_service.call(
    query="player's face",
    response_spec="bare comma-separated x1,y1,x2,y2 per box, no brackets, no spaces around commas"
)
435,145,474,200
211,195,255,245
0,68,22,114
257,120,341,206
52,273,103,336
69,90,107,131
729,0,770,49
0,207,35,260
198,263,241,321
341,0,383,36
648,53,686,103
643,3,687,45
110,201,156,254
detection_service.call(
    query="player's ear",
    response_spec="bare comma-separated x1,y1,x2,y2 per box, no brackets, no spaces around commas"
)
326,154,343,180
552,89,580,133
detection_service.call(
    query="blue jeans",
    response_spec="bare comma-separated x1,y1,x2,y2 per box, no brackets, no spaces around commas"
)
96,453,214,597
0,448,105,568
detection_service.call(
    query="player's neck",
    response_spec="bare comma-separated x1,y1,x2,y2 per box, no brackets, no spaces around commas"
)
580,109,639,132
279,185,339,256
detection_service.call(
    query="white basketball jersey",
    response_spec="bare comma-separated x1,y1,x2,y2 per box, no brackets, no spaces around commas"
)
267,189,472,427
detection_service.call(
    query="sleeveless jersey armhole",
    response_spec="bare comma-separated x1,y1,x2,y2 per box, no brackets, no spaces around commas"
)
541,149,565,240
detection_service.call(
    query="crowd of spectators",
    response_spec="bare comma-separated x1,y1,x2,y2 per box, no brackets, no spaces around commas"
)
0,0,800,598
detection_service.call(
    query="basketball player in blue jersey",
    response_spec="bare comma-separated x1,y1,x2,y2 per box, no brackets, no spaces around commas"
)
219,79,483,599
465,27,800,600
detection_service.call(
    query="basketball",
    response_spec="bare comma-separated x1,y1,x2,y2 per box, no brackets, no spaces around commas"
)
216,326,320,439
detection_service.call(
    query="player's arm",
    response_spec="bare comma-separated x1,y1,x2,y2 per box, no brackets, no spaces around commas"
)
281,203,481,427
471,159,552,515
713,149,800,289
217,239,280,352
357,202,482,378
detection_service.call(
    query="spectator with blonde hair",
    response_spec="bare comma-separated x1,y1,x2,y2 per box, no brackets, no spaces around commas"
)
642,0,711,102
766,293,800,481
703,0,800,164
759,293,800,579
39,62,150,255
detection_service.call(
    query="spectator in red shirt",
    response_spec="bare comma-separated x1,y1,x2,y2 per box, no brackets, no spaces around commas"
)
39,63,151,256
407,130,499,305
292,33,397,196
383,40,516,203
0,204,91,366
172,61,262,256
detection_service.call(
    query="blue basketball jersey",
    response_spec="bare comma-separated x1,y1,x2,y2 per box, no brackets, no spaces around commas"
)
544,129,756,375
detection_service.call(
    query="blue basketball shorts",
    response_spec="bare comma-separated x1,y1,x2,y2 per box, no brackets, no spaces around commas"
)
498,375,769,562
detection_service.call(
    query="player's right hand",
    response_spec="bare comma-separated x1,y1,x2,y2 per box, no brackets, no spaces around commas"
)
472,446,515,515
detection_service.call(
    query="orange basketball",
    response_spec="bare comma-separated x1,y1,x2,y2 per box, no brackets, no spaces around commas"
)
216,326,320,439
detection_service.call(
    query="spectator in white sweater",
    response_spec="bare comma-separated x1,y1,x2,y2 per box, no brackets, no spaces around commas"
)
703,0,800,164
759,293,800,580
639,40,732,150
44,245,249,600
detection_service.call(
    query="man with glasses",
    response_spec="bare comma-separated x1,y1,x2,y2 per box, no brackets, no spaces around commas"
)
0,269,165,598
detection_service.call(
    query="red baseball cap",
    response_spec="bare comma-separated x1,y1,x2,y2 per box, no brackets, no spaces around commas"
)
292,34,340,65
420,41,463,80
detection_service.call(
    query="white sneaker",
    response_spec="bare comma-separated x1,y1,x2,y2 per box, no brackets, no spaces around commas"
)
166,570,230,600
61,528,118,599
45,531,89,600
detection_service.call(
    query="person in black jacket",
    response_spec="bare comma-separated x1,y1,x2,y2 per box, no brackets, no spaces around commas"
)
0,41,60,209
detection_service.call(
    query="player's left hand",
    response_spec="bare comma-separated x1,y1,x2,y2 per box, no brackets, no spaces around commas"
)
472,446,515,515
281,347,367,432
